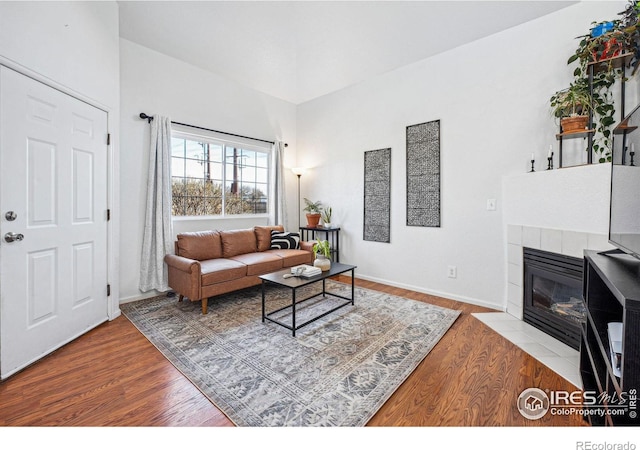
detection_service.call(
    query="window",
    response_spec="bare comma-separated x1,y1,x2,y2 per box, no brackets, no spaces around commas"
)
171,132,270,217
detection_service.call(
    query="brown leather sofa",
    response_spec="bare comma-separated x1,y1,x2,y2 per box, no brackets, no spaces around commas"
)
164,225,313,314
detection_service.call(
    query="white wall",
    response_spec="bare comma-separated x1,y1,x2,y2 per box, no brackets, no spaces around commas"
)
503,164,611,234
0,1,121,316
1,1,625,311
296,1,626,309
0,1,119,109
119,39,298,302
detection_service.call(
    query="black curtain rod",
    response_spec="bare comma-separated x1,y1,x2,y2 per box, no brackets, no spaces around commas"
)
139,113,287,147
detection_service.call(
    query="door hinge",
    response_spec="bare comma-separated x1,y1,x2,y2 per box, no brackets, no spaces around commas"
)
107,284,111,297
107,133,111,145
107,209,110,221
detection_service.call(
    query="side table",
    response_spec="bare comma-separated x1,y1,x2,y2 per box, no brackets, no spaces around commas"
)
299,226,340,262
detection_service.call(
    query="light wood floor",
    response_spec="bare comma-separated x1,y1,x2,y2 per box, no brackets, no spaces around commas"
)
0,277,587,427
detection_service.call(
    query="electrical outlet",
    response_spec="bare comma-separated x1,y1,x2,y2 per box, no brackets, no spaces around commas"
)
487,199,497,211
447,266,457,278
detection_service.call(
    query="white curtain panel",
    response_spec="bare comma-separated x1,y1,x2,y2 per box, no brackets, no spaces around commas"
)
269,141,287,227
139,115,174,292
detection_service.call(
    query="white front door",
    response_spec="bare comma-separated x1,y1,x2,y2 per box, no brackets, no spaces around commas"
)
0,66,109,379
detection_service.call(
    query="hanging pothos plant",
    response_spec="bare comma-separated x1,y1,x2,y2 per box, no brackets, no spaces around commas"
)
567,30,620,162
560,2,640,162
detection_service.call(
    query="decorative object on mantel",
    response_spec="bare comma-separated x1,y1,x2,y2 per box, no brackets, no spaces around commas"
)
363,148,391,242
406,120,440,227
547,145,554,170
530,153,535,173
303,197,322,228
631,143,636,166
312,239,331,271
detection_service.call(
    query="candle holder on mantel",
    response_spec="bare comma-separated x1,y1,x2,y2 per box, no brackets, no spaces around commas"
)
631,150,636,166
547,152,554,170
530,159,535,173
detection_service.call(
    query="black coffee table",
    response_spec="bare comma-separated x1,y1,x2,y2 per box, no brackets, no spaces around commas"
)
259,262,357,336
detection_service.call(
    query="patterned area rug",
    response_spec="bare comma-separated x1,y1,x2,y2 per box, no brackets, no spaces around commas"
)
121,280,460,426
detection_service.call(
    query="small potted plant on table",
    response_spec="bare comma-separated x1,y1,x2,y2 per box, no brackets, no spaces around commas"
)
312,239,331,271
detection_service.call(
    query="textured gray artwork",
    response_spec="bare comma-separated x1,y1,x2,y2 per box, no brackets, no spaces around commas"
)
363,148,391,243
406,120,440,227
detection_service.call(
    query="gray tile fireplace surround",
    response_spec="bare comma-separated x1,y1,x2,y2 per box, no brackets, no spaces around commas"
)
473,225,615,388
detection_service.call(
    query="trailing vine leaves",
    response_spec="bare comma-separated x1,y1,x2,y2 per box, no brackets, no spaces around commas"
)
562,2,640,162
568,30,624,162
590,70,618,163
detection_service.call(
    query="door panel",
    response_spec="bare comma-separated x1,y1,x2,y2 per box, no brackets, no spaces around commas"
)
73,149,94,223
0,66,108,379
28,248,57,324
28,138,57,226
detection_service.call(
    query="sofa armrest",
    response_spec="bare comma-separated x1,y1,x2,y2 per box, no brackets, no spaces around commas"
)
164,254,202,301
165,254,200,272
300,241,314,253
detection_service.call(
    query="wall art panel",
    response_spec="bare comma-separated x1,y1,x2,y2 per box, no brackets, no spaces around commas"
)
363,148,391,243
406,120,440,227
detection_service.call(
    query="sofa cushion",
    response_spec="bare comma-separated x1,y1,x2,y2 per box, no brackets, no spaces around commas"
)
270,230,300,250
200,258,247,286
254,225,284,251
220,228,258,257
177,230,222,261
267,249,313,268
229,252,283,276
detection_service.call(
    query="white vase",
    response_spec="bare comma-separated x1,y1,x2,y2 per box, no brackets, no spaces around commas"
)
323,222,332,228
314,255,331,271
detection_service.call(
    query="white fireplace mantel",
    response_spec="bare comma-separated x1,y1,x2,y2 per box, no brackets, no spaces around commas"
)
502,162,614,317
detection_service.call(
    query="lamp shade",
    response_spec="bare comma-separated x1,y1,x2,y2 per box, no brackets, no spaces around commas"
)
291,167,306,176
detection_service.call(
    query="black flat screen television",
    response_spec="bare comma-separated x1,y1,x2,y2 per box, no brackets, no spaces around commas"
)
609,103,640,259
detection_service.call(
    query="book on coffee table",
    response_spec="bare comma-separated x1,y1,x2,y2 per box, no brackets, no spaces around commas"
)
290,264,322,277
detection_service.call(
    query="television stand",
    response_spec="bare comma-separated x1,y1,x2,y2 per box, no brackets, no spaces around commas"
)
580,250,640,426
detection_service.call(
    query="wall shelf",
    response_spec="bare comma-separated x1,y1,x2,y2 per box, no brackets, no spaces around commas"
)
557,53,635,168
588,52,635,74
555,130,595,140
613,124,638,135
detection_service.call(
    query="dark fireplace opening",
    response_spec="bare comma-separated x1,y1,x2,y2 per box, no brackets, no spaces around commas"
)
523,248,585,350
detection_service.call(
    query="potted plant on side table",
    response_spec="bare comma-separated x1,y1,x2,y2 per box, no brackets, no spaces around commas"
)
312,239,331,271
321,206,332,228
303,198,322,228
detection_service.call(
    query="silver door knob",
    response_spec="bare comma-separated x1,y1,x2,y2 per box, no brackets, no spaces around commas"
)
4,232,24,242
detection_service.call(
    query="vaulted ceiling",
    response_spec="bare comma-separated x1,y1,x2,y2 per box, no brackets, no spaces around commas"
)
119,1,577,104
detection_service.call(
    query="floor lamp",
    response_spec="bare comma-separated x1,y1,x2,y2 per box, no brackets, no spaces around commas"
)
291,167,306,228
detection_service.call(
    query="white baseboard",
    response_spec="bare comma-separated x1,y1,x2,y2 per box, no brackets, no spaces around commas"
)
118,275,503,313
119,290,166,305
353,273,503,311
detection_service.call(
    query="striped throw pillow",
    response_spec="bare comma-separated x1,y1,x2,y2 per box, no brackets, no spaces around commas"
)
270,231,300,250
